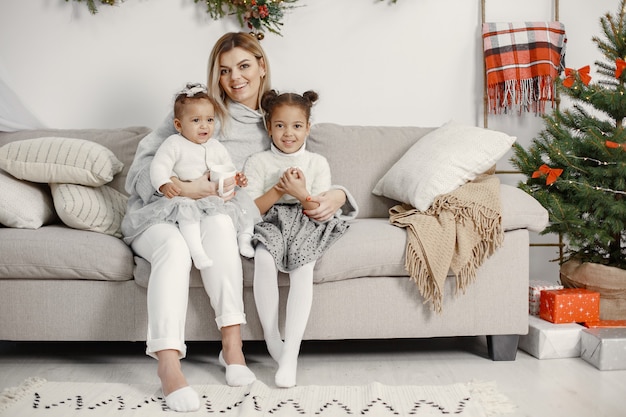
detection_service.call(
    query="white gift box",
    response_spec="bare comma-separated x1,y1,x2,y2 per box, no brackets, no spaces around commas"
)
518,315,583,359
580,328,626,371
528,280,563,315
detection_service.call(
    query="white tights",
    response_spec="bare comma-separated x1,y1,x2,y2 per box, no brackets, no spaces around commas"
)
253,244,314,388
131,215,246,359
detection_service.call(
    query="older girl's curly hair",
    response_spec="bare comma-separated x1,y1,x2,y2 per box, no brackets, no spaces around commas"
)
260,90,319,126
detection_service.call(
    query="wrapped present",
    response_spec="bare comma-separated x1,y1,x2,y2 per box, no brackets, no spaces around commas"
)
583,320,626,328
519,315,583,359
529,280,563,315
539,288,600,324
580,328,626,370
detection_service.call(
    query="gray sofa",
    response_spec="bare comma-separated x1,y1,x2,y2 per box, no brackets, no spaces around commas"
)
0,123,548,360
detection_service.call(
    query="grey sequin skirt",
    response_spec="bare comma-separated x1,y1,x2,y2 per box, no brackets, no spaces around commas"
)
122,189,260,245
253,204,349,272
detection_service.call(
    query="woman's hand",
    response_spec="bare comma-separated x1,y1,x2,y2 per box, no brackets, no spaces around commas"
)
171,175,236,201
304,189,347,222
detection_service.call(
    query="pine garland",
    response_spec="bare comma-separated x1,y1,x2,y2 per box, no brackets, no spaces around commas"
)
511,0,626,269
65,0,398,37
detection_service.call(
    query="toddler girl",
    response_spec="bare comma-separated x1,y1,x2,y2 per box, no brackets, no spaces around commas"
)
124,83,257,269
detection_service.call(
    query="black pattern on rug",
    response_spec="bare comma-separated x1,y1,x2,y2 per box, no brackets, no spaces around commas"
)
0,378,515,416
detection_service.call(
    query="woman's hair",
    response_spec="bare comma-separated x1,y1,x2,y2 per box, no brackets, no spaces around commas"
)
207,32,272,113
260,90,319,126
173,83,223,122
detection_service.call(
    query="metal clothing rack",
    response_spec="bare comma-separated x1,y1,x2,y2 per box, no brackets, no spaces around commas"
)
481,0,564,260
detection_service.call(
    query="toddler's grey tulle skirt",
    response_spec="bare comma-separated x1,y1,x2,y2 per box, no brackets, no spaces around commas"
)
253,204,349,273
122,189,260,245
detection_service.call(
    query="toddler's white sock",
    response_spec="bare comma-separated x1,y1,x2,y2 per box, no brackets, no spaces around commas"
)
238,232,255,258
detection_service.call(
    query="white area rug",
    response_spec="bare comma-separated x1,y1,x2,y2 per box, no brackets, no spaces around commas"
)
0,377,515,416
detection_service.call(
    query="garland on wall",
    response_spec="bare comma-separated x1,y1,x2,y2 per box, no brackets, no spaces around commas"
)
65,0,397,38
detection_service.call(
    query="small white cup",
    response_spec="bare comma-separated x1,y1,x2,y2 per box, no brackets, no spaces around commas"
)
209,164,237,197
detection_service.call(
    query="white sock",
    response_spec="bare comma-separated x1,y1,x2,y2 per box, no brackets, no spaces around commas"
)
253,245,283,362
165,386,200,412
179,221,213,269
238,232,255,258
218,351,256,386
275,262,315,388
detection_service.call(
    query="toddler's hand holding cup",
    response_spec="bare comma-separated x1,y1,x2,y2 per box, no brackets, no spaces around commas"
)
209,164,237,197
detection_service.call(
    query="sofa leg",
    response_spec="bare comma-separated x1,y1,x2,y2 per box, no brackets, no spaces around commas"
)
486,335,519,361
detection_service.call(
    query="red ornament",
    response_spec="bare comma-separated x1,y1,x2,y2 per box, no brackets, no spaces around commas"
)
532,164,563,185
563,66,591,88
615,59,626,78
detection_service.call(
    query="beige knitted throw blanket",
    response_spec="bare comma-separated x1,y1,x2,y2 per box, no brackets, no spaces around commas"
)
389,174,504,313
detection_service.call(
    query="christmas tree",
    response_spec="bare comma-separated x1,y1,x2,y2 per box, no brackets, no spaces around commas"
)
511,0,626,270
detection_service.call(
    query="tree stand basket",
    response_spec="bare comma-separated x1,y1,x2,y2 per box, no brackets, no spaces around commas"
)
560,259,626,320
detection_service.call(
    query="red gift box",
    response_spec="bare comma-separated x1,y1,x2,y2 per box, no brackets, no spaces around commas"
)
539,288,600,324
583,320,626,328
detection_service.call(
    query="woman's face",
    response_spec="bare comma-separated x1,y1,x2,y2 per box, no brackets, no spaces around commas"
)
218,46,266,110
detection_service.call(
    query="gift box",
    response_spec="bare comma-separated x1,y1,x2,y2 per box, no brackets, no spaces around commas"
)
539,288,600,324
529,280,563,315
583,320,626,328
518,315,583,359
580,328,626,370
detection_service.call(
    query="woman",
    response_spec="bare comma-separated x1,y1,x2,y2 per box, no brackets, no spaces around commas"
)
123,32,357,412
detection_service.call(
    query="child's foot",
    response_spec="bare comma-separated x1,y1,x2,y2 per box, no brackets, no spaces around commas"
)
238,234,255,258
191,253,213,269
275,352,298,388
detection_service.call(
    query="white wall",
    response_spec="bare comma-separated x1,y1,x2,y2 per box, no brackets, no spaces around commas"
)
0,0,618,282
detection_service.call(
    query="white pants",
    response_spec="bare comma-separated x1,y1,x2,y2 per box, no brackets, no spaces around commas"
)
131,214,246,359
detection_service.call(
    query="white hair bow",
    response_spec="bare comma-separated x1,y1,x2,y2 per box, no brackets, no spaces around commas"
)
180,83,207,97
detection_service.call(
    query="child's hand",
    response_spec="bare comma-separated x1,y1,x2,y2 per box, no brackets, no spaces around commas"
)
160,182,181,199
236,171,248,187
277,167,308,201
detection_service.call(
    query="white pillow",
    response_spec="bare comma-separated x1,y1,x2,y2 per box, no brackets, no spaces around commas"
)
0,137,123,187
0,170,57,228
50,183,128,238
372,122,516,211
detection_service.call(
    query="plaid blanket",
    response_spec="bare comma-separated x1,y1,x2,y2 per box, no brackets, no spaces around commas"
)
482,21,566,115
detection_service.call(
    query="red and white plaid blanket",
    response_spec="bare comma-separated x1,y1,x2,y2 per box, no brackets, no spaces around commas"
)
482,21,567,115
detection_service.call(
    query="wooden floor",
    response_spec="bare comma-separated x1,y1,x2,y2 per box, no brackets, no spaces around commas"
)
1,337,624,416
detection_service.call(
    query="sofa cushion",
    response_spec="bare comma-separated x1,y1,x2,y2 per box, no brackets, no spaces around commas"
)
308,123,435,219
0,137,123,187
0,170,57,229
0,127,152,195
500,184,549,232
133,218,409,288
372,121,516,211
0,225,134,281
51,183,128,238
